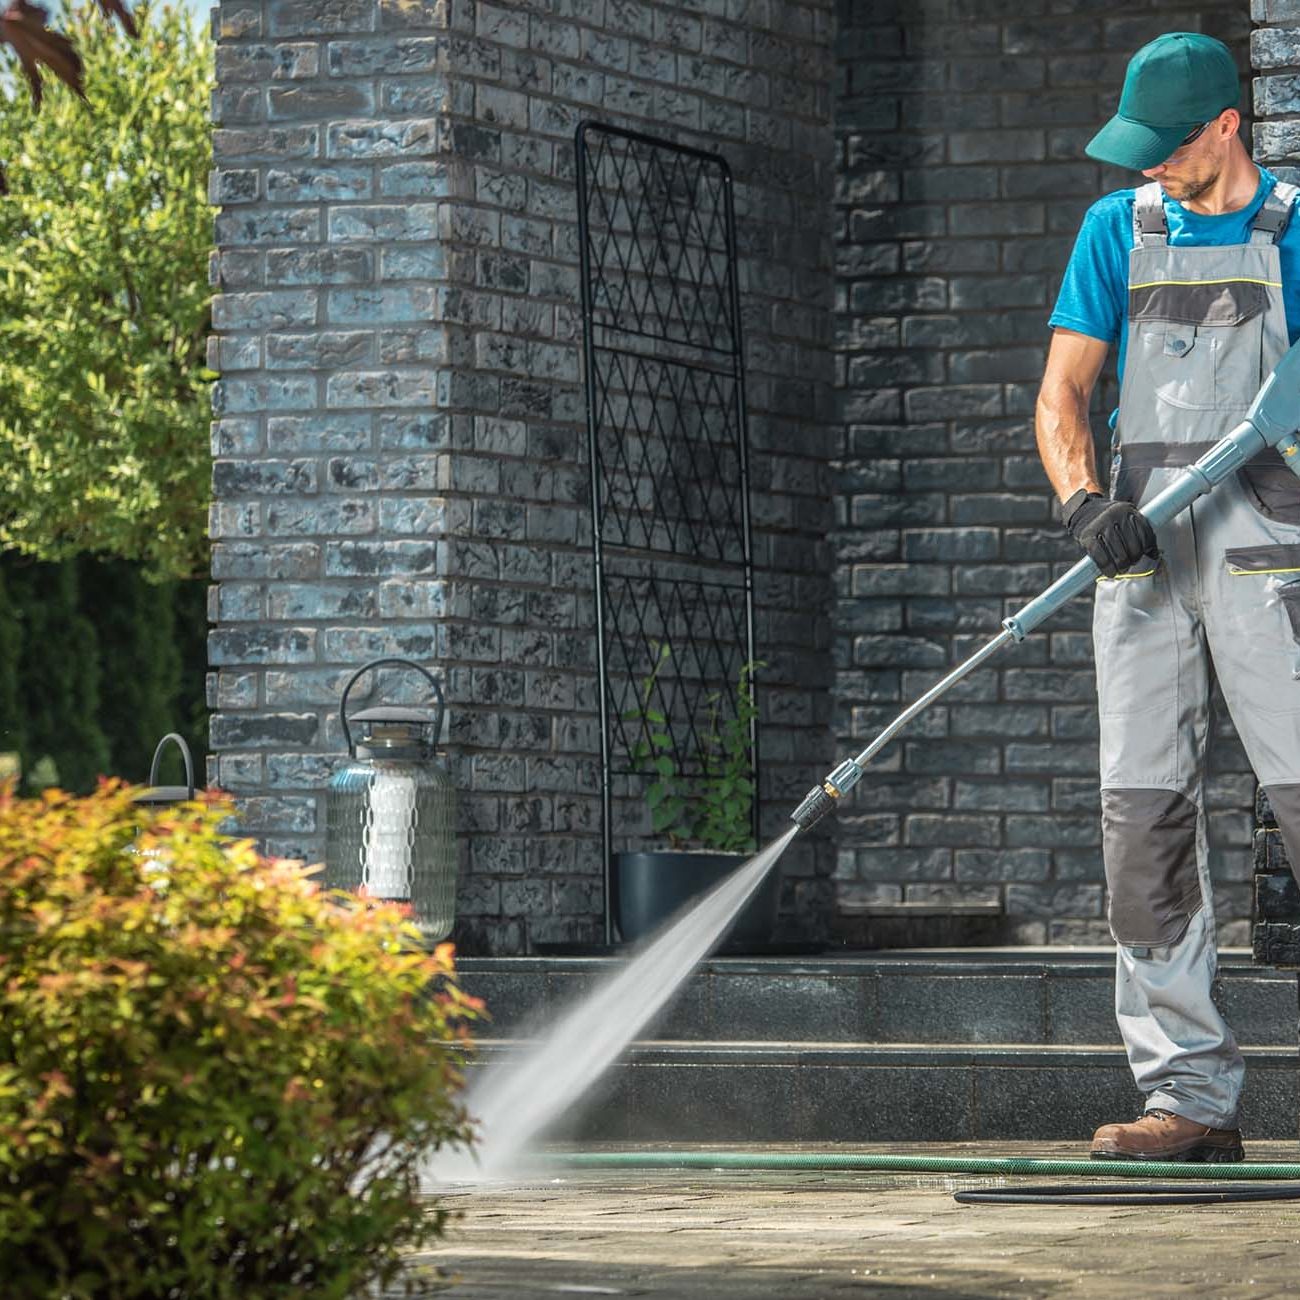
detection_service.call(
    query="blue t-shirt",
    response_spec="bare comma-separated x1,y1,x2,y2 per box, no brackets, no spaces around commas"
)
1048,167,1300,396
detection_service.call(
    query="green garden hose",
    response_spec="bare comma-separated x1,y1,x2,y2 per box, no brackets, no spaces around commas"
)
546,1150,1300,1205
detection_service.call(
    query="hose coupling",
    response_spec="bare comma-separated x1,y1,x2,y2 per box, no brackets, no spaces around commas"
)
824,760,863,796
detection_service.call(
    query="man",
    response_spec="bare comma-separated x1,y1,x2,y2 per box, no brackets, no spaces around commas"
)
1037,31,1300,1162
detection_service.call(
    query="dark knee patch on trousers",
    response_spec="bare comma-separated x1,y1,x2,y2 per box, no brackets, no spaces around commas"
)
1262,783,1300,889
1102,788,1201,946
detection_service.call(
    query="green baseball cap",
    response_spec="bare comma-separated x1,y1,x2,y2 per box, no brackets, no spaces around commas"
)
1086,32,1240,170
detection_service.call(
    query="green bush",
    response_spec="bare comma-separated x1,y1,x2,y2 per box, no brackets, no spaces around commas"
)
0,552,207,793
0,558,109,792
74,555,186,783
0,783,480,1298
0,3,214,580
0,568,23,764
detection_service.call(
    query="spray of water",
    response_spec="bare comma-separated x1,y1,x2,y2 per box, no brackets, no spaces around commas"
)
429,824,801,1183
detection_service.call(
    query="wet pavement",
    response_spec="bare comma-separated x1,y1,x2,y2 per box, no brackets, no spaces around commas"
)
415,1142,1300,1298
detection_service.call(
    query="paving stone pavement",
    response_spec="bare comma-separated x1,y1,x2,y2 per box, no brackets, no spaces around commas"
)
415,1142,1300,1299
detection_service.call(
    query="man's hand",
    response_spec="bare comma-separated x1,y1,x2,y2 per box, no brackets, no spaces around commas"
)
1064,492,1158,578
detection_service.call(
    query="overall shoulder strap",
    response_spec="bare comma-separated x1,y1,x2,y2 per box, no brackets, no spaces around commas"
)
1132,182,1168,249
1251,179,1299,245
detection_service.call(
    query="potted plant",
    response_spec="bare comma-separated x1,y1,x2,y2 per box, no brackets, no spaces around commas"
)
614,644,779,948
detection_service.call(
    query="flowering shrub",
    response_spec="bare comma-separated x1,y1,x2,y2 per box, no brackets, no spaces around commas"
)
0,782,479,1298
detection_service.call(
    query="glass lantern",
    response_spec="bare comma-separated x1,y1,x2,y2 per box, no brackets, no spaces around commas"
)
323,657,457,942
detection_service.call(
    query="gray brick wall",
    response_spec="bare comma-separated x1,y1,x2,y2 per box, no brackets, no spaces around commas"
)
1253,0,1300,187
831,2,1260,945
208,0,837,954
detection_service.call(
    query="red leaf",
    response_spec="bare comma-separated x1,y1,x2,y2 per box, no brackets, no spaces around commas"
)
40,1070,73,1100
94,0,136,38
0,1,85,107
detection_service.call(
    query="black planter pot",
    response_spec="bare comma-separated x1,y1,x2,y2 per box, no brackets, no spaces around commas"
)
612,849,781,950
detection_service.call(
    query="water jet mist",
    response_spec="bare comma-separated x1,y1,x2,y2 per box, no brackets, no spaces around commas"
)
429,825,800,1183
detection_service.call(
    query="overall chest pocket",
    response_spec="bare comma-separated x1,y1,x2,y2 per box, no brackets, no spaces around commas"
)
1128,277,1267,413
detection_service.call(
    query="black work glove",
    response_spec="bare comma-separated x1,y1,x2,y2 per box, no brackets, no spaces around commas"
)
1062,491,1158,579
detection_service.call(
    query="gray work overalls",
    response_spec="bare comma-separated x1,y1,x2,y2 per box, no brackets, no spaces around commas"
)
1095,177,1300,1129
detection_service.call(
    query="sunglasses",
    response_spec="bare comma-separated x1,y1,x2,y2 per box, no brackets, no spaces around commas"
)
1153,119,1215,168
1174,120,1212,150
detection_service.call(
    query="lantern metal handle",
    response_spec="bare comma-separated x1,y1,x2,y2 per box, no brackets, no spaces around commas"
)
149,733,195,799
339,657,447,758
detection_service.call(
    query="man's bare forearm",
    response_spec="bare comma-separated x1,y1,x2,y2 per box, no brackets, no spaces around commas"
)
1036,376,1104,506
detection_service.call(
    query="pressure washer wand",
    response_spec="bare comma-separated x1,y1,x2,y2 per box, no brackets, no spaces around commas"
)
792,337,1300,832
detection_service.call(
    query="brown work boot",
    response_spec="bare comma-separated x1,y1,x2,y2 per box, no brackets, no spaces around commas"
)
1090,1108,1244,1163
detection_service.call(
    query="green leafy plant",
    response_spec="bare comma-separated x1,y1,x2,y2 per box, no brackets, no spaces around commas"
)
624,645,762,854
0,3,214,579
625,643,689,841
0,782,480,1299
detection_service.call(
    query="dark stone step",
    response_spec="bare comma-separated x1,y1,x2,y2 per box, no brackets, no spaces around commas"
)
458,950,1299,1048
472,1041,1300,1143
1253,786,1300,967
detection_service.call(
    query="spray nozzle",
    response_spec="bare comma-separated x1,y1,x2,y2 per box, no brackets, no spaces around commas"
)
790,784,835,830
789,759,864,830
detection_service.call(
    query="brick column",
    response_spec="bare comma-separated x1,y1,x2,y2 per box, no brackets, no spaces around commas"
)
208,0,837,953
1253,0,1300,182
207,0,452,854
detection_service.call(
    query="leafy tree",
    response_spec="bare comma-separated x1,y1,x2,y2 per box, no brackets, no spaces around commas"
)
0,3,213,579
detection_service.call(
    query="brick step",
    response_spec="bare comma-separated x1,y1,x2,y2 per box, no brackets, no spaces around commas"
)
472,1041,1300,1142
458,949,1299,1048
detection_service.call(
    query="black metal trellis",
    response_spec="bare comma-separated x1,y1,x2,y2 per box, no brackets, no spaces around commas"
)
576,121,758,945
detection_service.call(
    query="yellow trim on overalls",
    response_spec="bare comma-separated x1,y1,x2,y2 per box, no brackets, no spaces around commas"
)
1127,276,1283,289
1226,565,1300,576
1095,566,1158,582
